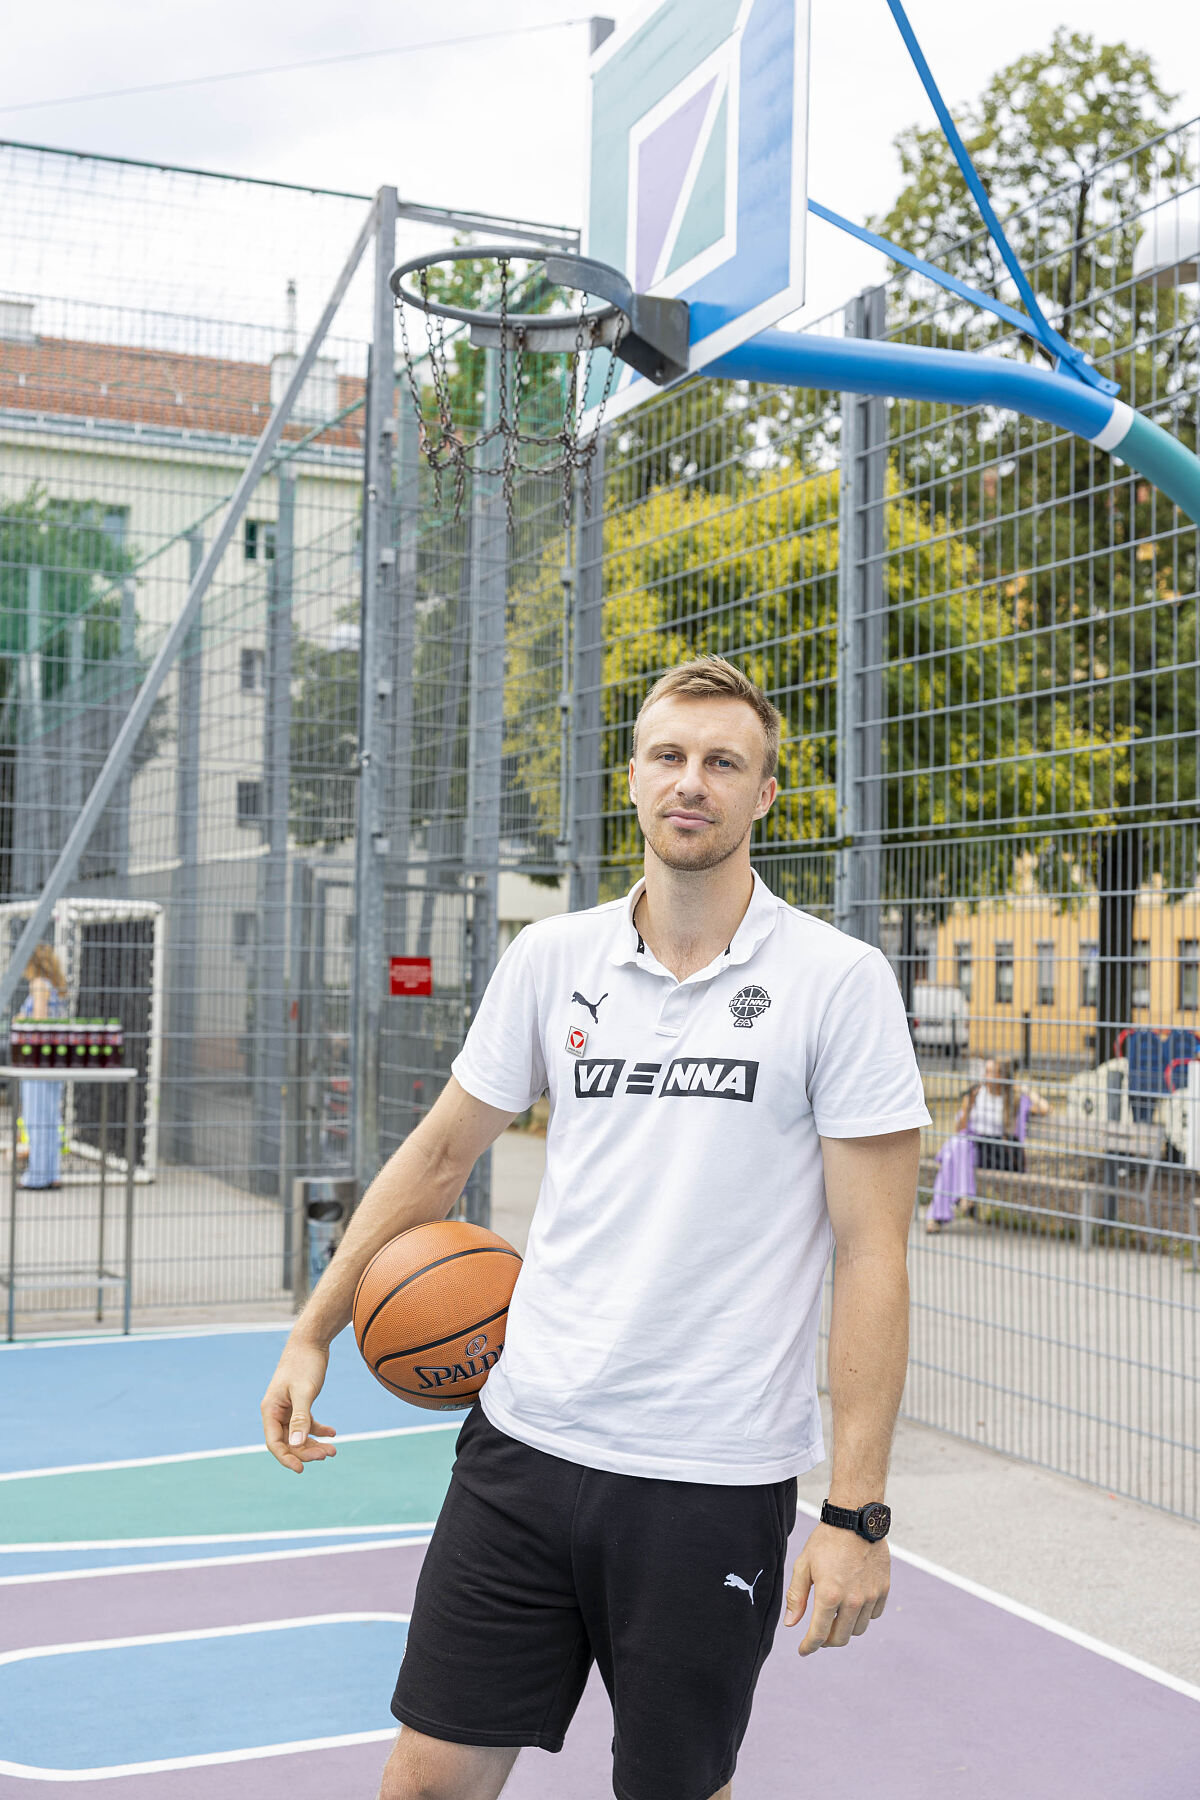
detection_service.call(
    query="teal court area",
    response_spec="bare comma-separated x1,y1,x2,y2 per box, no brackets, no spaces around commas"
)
2,1326,1199,1797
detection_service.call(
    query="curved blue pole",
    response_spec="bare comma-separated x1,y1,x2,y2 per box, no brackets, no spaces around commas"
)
708,329,1200,527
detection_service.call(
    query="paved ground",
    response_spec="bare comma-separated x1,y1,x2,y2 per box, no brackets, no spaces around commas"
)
497,1130,1200,1687
6,1123,1198,1685
3,1328,1197,1799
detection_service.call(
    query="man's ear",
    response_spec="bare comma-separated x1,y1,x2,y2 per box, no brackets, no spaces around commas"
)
628,758,637,804
754,777,778,819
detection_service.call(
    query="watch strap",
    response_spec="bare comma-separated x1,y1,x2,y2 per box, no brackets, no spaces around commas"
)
820,1498,892,1541
820,1500,861,1533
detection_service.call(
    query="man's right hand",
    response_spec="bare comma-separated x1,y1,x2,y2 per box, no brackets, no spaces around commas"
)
261,1338,337,1474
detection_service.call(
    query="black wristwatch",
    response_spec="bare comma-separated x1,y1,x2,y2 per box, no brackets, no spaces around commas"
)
820,1499,892,1542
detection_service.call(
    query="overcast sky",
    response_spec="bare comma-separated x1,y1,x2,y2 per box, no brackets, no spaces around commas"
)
2,1,1198,330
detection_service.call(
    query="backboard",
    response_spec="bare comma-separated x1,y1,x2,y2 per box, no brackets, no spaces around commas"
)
585,0,811,424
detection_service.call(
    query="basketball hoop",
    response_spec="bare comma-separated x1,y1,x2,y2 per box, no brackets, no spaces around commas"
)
390,244,689,530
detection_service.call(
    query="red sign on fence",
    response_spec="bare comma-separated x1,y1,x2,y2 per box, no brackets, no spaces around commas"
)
389,956,433,997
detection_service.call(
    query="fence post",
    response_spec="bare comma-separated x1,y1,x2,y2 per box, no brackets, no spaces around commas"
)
569,436,606,914
461,352,507,1228
257,472,294,1207
168,529,204,1163
350,188,399,1202
110,577,136,881
14,566,48,895
835,287,887,953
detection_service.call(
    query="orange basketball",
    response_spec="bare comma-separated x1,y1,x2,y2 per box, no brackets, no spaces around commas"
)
352,1219,522,1411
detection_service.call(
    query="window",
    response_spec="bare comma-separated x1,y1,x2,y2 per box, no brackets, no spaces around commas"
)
1179,940,1199,1012
232,912,258,956
994,942,1014,1005
1080,941,1099,1009
1036,942,1055,1007
240,647,266,695
244,519,276,562
1132,940,1151,1010
954,942,973,1003
236,779,263,828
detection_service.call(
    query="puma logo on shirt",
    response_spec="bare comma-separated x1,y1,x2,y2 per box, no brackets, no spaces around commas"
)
724,1569,763,1604
571,990,608,1023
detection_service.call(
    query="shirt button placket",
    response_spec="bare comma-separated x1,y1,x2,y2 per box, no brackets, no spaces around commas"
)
655,985,692,1038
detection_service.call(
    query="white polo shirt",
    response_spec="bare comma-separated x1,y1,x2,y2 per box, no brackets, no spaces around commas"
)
452,872,930,1485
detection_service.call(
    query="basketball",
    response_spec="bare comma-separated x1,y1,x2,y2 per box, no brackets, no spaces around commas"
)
352,1219,522,1411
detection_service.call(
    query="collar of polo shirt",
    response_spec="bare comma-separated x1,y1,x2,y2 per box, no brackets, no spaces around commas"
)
608,869,782,974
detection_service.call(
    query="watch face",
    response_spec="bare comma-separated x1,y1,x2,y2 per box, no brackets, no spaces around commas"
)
861,1503,891,1541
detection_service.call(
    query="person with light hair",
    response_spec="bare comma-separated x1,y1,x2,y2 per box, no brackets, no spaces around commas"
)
19,944,69,1189
263,654,928,1800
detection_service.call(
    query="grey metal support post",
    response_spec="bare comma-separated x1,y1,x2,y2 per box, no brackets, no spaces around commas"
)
14,566,48,896
168,530,204,1163
350,188,399,1202
257,473,294,1204
461,352,507,1228
569,437,606,914
110,577,136,881
388,401,420,916
834,287,887,951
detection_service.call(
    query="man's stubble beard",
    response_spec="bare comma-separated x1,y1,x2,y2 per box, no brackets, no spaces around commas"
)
639,810,752,873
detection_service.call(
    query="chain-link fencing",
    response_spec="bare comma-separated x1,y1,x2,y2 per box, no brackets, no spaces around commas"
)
2,118,1197,1517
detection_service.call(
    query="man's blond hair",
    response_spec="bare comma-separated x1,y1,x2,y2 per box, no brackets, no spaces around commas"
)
633,656,782,779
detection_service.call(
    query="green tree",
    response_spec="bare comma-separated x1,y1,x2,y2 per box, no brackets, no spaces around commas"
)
874,29,1198,834
0,485,166,890
505,465,1129,896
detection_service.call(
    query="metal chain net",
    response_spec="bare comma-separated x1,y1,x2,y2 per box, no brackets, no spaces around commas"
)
395,256,626,532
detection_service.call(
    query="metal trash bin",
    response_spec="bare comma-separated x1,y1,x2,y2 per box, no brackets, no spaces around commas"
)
292,1176,355,1302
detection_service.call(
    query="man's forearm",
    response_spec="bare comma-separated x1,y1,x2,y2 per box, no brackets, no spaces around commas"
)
289,1123,469,1351
825,1248,910,1505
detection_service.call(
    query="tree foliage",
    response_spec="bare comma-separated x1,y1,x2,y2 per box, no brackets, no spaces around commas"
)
505,465,1130,891
874,29,1198,851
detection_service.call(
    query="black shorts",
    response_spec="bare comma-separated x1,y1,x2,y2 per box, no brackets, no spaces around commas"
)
392,1404,798,1800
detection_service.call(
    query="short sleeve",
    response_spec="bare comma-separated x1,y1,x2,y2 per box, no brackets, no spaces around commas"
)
809,948,931,1137
451,929,547,1114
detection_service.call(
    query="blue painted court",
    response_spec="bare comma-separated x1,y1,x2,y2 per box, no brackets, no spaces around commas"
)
2,1326,1198,1797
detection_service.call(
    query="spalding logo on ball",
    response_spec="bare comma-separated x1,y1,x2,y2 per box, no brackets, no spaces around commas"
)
353,1220,522,1411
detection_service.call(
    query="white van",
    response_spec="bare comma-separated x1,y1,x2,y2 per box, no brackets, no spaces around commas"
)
910,982,969,1055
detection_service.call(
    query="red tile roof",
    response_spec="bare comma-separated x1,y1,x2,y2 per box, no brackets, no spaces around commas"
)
0,334,365,450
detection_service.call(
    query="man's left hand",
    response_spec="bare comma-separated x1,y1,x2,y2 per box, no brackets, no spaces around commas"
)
783,1522,890,1655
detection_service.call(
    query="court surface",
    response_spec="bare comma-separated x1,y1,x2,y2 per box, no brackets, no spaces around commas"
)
3,1327,1198,1796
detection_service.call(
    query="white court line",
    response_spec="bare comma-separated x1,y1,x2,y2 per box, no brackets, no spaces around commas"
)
0,1420,459,1483
0,1613,409,1781
0,1533,433,1586
794,1497,1200,1705
0,1522,438,1553
0,1322,291,1351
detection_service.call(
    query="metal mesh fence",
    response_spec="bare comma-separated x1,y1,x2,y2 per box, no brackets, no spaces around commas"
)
2,118,1198,1516
532,114,1199,1518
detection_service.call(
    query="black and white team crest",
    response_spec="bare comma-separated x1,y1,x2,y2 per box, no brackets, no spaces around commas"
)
729,985,771,1029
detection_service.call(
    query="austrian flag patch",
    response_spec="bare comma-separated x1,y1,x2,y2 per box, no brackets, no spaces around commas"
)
565,1026,588,1057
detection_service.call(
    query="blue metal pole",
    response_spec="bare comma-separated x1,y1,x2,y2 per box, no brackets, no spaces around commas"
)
708,330,1200,527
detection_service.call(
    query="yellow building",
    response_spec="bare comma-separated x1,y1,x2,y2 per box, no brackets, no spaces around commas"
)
929,874,1200,1065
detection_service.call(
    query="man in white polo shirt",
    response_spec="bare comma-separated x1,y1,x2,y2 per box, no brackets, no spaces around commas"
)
262,656,929,1800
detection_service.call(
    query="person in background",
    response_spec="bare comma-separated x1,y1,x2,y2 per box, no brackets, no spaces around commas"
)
954,1057,1050,1172
19,944,69,1190
927,1057,1051,1233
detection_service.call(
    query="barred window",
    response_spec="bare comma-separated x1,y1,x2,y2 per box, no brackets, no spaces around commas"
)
1080,942,1099,1010
1036,942,1055,1007
236,779,263,827
1179,941,1199,1013
994,942,1014,1006
955,941,972,1003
